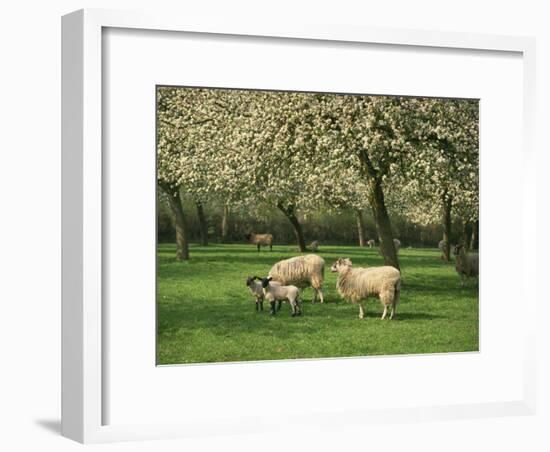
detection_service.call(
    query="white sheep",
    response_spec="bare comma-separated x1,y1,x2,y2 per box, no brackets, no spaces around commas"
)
268,254,325,303
309,240,319,252
331,258,401,320
452,244,479,286
367,239,376,248
260,277,302,316
246,276,281,311
245,233,273,252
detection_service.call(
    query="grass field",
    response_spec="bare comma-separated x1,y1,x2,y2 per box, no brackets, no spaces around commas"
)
157,244,478,365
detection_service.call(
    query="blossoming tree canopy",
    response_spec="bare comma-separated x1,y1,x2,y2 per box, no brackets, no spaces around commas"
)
156,86,478,263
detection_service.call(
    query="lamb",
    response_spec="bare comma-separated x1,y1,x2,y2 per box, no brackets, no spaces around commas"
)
260,277,302,316
452,244,479,286
268,254,325,303
367,239,375,248
331,258,401,320
309,240,319,252
245,233,273,252
246,276,281,311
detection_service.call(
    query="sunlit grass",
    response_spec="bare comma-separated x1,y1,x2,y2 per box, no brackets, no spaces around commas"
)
157,244,478,364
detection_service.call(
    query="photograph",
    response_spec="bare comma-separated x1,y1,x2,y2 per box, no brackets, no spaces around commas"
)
156,86,479,365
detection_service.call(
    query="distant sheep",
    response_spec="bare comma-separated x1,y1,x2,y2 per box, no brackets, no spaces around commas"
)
309,240,319,252
378,238,401,256
245,233,273,252
331,258,401,319
452,244,479,286
260,277,302,316
367,239,375,248
246,276,281,311
268,254,325,303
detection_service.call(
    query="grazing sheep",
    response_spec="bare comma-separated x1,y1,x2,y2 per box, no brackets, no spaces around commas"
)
260,277,302,316
245,233,273,252
452,244,479,286
378,238,401,256
393,239,401,253
246,276,281,311
309,240,319,252
367,239,375,248
268,254,325,303
331,258,401,320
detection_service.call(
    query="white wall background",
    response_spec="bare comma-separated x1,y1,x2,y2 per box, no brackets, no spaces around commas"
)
0,1,548,451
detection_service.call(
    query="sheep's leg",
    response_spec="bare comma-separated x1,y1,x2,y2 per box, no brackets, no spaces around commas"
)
291,300,297,317
381,305,388,320
461,274,466,287
255,300,259,312
295,298,302,316
277,300,282,311
259,300,263,311
269,301,276,315
358,302,365,319
389,303,396,320
270,244,273,251
318,289,324,304
257,243,261,252
312,289,317,304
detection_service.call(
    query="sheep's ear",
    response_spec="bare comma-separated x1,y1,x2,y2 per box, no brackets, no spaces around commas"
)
268,277,272,281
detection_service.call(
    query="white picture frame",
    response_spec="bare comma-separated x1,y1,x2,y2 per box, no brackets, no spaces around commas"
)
62,8,537,444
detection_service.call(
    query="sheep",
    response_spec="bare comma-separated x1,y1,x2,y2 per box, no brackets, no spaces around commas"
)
246,276,281,311
309,240,319,252
367,239,376,248
260,277,302,316
452,244,479,286
268,254,325,303
378,238,401,256
245,233,273,252
330,258,401,320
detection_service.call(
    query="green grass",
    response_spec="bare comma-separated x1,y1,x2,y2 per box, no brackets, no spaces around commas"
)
157,244,478,364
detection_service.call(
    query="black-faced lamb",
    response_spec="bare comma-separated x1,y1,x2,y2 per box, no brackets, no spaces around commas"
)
452,244,479,286
268,254,325,303
260,277,302,316
246,276,281,311
331,258,401,319
245,233,273,252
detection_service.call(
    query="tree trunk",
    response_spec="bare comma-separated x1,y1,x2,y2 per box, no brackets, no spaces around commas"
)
442,193,452,262
367,179,400,270
355,209,366,247
470,219,478,251
462,221,473,252
196,201,208,246
221,203,229,243
164,187,189,261
358,148,399,269
277,202,306,252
